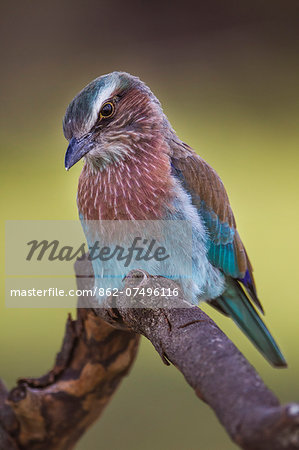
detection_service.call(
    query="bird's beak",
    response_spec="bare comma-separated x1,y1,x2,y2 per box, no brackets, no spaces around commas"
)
64,137,91,170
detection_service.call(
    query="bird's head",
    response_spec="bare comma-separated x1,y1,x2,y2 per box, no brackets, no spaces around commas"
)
63,71,167,171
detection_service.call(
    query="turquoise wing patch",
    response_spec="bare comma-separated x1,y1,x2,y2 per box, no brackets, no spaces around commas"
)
200,202,241,278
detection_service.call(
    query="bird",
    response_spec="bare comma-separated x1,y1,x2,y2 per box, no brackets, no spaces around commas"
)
64,71,286,367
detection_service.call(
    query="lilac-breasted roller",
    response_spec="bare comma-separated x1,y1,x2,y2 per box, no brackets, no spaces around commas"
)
64,71,286,367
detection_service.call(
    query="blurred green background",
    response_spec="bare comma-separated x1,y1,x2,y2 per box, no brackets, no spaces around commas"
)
1,1,299,449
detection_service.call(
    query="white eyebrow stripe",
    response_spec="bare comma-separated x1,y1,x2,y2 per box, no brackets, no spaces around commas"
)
86,77,119,130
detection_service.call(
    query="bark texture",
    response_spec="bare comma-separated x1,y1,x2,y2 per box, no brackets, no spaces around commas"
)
0,304,139,449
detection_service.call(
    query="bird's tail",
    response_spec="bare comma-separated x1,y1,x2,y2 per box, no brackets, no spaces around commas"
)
214,279,287,367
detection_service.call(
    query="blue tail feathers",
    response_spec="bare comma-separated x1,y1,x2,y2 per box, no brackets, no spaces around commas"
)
215,279,287,367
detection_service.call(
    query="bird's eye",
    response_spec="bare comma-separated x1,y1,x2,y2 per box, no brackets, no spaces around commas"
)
100,101,115,119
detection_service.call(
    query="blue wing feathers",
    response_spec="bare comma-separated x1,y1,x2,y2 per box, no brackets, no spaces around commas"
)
171,161,241,277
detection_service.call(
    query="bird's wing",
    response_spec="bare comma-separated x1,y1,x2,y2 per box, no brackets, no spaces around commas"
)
170,141,261,310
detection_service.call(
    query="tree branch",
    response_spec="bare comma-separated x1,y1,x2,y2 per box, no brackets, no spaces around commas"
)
76,258,299,450
1,256,299,450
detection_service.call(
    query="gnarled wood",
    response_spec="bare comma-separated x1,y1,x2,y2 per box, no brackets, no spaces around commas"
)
1,305,139,449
